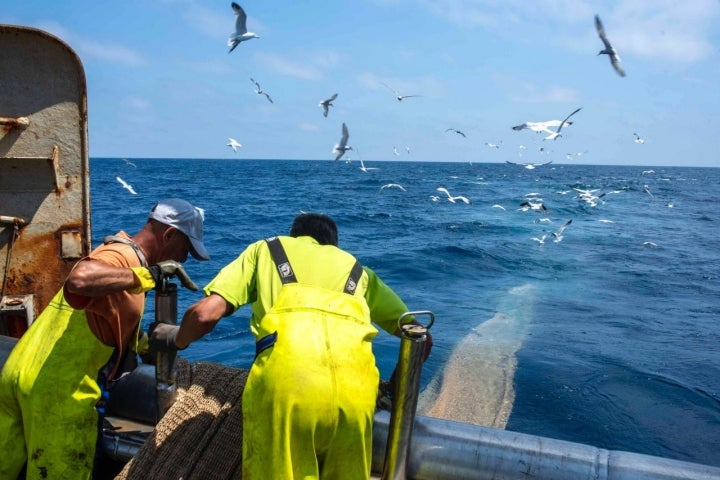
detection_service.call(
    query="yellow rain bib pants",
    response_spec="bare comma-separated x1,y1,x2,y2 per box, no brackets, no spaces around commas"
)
0,289,115,480
242,239,379,480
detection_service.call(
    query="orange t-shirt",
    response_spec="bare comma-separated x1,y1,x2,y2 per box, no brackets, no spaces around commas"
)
65,231,146,354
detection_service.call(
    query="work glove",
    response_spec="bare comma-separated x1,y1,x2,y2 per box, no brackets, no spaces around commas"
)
148,321,184,352
130,260,198,293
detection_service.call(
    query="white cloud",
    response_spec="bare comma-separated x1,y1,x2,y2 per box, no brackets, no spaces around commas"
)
419,0,720,63
497,76,579,104
78,42,145,67
124,95,151,110
32,20,145,67
257,53,324,80
299,122,320,132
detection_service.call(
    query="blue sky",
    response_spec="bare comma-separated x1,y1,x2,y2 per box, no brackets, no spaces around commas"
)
3,1,719,167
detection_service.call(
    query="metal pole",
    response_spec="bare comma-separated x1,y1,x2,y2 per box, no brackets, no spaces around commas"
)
382,310,434,480
154,282,178,421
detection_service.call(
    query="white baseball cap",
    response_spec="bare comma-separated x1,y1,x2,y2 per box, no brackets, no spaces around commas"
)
149,198,209,261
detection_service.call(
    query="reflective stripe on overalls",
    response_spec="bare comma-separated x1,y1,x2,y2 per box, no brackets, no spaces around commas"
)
242,237,379,480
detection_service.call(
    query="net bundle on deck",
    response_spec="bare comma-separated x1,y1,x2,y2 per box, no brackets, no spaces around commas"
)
116,359,249,480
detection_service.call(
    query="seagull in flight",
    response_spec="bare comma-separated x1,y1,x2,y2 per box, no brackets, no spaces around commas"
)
380,82,421,102
380,183,407,192
519,200,547,212
484,141,502,149
543,107,582,140
121,158,137,168
359,159,378,172
436,186,471,204
531,234,548,244
250,78,273,103
566,150,589,160
574,188,606,207
318,93,338,118
227,138,242,152
512,120,570,134
633,133,645,144
445,128,466,138
333,123,352,161
551,219,572,243
595,14,625,77
116,176,137,195
228,2,259,53
505,160,552,170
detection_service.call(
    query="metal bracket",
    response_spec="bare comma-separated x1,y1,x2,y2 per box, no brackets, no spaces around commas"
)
398,310,434,334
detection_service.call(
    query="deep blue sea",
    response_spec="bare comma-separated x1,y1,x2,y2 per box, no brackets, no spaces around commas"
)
91,158,720,468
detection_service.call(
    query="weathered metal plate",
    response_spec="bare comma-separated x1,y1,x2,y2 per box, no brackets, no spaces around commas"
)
0,25,91,320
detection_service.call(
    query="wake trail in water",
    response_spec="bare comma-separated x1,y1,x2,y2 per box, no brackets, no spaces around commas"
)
417,283,535,428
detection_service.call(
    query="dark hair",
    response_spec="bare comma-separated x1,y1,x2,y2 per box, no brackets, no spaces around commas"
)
290,213,338,246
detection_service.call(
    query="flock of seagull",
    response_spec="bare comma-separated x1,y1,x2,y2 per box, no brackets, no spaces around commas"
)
109,2,647,247
106,4,667,253
222,3,639,163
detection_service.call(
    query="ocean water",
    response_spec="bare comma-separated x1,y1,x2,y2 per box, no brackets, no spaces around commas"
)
92,158,720,467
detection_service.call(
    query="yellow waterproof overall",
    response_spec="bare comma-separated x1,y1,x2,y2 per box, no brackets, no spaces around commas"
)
0,289,114,480
242,238,379,480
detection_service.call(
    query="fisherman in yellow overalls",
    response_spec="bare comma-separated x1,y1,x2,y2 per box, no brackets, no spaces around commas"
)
0,198,208,479
150,213,433,479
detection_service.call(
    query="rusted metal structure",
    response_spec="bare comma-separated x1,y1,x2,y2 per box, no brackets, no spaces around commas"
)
0,25,91,335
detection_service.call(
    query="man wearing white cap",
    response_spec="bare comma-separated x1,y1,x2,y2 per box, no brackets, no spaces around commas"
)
0,198,208,480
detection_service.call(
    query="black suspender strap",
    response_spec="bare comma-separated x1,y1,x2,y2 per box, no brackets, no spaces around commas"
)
265,237,297,284
265,236,363,294
103,235,148,267
344,261,363,295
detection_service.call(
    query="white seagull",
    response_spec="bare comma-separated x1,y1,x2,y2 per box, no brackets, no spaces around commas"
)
121,158,137,168
228,2,259,53
380,183,407,192
318,93,338,118
574,188,606,207
250,78,273,103
551,219,572,243
380,82,421,102
484,141,502,149
436,186,471,204
633,133,645,144
512,119,573,135
595,14,625,77
519,200,547,212
359,159,378,172
531,234,548,244
543,107,582,140
505,160,552,170
116,176,137,195
566,150,589,160
333,123,352,161
227,137,242,152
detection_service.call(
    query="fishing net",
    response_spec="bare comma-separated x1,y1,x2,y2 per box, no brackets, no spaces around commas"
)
116,358,249,480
